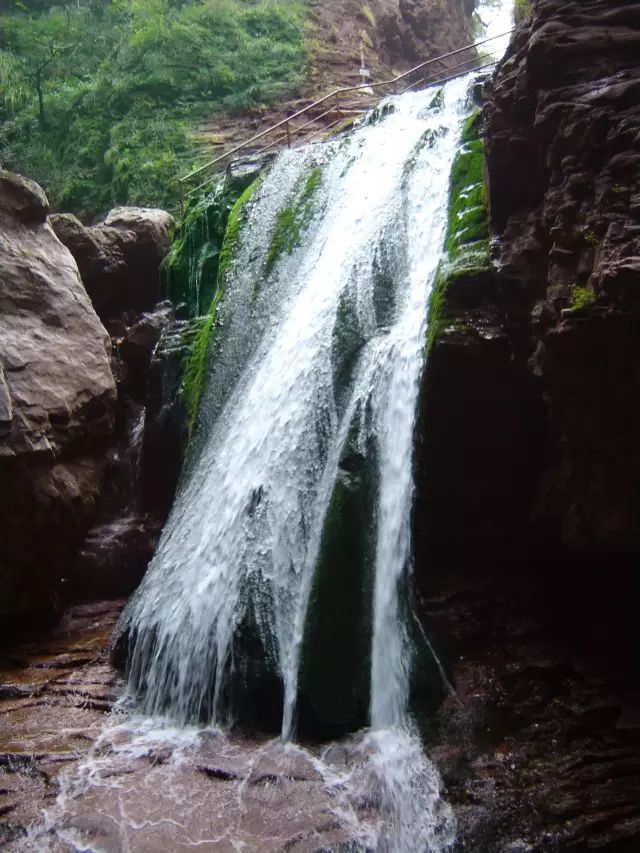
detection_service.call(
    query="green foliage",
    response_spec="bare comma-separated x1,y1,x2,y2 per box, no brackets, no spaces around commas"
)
570,285,596,311
0,0,307,218
514,0,532,23
583,228,598,246
265,166,322,274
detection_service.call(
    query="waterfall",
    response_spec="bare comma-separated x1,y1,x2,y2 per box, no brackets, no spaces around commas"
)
118,76,474,744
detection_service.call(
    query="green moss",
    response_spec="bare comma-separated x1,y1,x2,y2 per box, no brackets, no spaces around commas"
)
218,176,262,285
426,104,491,352
429,87,445,111
163,171,260,316
445,140,489,258
583,228,598,246
460,109,482,145
569,285,596,311
181,313,215,441
177,174,262,441
265,166,322,274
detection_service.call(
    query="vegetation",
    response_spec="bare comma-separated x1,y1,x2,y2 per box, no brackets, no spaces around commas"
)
218,176,263,283
570,285,596,311
427,107,491,351
173,172,261,441
0,0,307,219
265,166,322,274
181,312,216,441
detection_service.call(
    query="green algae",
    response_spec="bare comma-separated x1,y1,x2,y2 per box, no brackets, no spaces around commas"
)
177,175,262,442
427,106,491,351
217,177,262,286
265,167,323,274
163,172,260,317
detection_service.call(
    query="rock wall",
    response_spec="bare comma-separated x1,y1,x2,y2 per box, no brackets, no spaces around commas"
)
415,2,640,849
0,172,117,635
486,0,640,558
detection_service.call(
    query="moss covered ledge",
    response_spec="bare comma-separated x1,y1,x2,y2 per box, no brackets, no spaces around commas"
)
427,107,494,352
176,175,262,442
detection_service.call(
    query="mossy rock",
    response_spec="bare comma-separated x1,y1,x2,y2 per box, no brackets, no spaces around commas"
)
163,168,261,317
265,167,322,275
298,429,378,737
427,104,493,351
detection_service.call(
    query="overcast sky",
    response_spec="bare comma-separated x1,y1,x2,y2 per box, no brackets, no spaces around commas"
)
477,0,515,58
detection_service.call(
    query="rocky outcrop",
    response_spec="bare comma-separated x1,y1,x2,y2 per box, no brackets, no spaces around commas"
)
485,0,640,558
50,207,175,322
416,2,640,850
0,171,117,635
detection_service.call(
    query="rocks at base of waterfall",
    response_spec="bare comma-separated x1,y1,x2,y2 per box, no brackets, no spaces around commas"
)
114,301,176,402
140,317,203,520
49,207,175,322
69,514,162,600
420,559,640,853
0,170,117,638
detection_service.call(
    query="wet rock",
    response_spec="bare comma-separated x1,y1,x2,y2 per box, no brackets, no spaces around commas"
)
415,2,640,850
69,514,162,601
116,301,175,402
0,171,117,636
140,318,203,520
50,207,175,322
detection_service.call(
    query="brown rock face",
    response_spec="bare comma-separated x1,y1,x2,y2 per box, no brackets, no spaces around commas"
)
0,171,117,636
50,207,175,322
415,2,640,850
306,0,476,94
485,0,640,558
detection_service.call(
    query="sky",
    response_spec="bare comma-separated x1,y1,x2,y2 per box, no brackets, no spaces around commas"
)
477,0,516,59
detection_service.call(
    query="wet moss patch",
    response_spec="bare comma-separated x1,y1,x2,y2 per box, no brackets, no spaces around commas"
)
163,171,260,317
265,167,323,274
427,106,491,351
177,175,262,442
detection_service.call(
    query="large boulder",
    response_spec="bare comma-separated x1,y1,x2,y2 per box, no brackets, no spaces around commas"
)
50,207,175,322
0,170,117,636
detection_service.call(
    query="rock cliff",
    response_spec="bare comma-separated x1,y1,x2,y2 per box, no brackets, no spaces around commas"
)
0,172,117,635
416,1,640,849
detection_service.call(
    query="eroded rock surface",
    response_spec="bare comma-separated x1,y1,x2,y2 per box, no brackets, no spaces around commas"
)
50,207,175,322
0,171,117,635
415,2,640,850
485,0,640,557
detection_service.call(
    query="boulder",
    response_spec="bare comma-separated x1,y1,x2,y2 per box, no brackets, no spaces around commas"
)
50,207,175,321
0,170,117,637
69,514,162,601
104,206,175,259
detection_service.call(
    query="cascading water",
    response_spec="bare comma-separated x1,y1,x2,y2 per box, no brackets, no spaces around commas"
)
119,75,472,738
11,73,482,853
